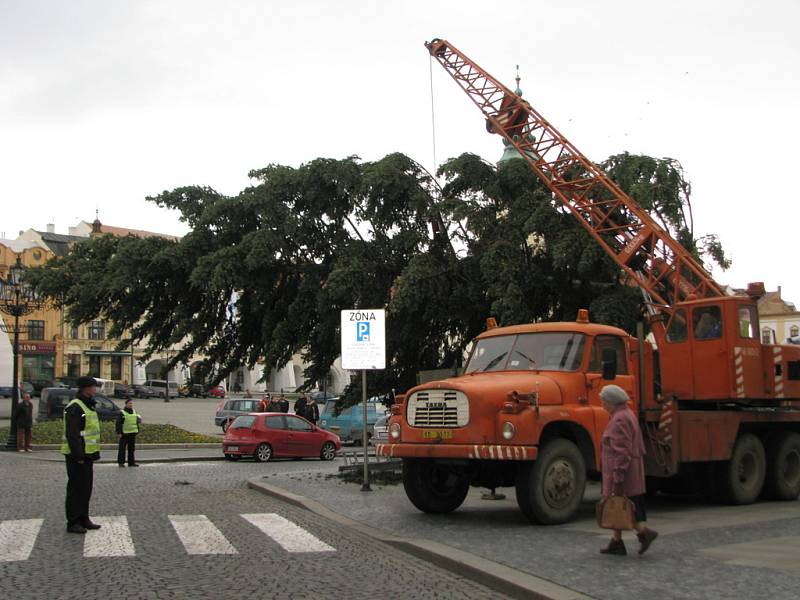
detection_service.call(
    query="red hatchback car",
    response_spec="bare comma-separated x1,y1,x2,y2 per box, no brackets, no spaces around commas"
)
222,413,341,462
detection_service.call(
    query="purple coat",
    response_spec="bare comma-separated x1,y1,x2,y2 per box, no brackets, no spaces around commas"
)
601,405,646,497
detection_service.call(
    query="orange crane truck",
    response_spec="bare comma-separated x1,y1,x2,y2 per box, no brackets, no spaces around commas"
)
376,39,800,524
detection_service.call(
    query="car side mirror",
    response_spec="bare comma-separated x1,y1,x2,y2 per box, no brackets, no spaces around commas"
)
601,348,617,380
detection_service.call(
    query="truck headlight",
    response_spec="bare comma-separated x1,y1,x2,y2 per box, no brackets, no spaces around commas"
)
502,421,516,440
389,423,401,439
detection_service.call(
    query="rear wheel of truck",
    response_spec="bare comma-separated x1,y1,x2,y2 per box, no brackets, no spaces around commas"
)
516,439,586,525
763,432,800,500
716,433,766,504
402,459,469,514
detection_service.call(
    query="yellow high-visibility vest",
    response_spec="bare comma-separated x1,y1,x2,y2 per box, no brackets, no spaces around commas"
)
60,398,100,455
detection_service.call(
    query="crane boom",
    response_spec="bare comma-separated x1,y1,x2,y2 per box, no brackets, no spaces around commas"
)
426,38,725,315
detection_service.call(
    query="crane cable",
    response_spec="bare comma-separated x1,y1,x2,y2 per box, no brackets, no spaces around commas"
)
429,54,438,178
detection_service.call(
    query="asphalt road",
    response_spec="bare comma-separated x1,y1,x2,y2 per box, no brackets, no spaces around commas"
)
1,395,238,436
0,452,508,600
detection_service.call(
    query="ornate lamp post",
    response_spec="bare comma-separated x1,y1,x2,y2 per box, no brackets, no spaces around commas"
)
0,256,44,450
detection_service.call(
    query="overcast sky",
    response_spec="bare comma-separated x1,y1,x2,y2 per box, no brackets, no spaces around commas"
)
2,0,798,303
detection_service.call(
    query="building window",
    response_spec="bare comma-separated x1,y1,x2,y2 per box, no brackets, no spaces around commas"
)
88,321,105,340
111,356,123,380
790,326,800,338
70,324,79,339
762,327,774,345
66,354,81,378
88,355,102,377
27,320,45,340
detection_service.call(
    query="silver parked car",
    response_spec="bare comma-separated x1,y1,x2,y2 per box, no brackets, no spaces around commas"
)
215,398,263,432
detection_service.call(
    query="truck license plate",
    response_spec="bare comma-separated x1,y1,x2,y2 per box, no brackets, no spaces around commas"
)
422,430,453,439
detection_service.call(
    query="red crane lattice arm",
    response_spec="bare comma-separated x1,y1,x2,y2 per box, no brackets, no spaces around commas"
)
426,38,725,312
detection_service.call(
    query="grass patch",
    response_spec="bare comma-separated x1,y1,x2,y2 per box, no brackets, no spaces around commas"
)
0,420,219,444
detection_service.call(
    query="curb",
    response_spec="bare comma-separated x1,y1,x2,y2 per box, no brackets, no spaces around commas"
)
247,478,594,600
32,455,224,464
32,443,220,450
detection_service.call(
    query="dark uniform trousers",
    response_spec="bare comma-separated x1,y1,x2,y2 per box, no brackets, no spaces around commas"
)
118,433,137,465
65,456,94,526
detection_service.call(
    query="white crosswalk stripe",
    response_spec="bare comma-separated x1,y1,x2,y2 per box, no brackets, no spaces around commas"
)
168,514,238,555
241,513,335,553
0,518,43,562
83,516,136,557
0,513,335,560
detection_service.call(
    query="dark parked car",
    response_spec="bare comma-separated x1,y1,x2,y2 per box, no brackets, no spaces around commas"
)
179,383,207,398
38,388,75,420
131,384,156,398
222,413,341,461
38,388,121,422
215,399,262,431
0,383,36,399
114,383,133,399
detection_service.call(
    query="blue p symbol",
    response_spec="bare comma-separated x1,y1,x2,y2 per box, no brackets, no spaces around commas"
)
357,322,370,341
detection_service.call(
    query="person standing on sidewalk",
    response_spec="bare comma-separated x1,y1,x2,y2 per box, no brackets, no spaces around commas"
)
116,398,141,467
16,392,34,452
305,398,319,425
62,376,102,534
598,384,658,556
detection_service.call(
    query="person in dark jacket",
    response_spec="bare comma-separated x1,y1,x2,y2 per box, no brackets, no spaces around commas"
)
278,394,289,413
116,398,142,467
294,394,308,419
62,376,103,534
305,398,319,425
16,392,34,452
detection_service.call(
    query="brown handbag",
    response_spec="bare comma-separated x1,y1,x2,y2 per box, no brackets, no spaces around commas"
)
596,496,636,530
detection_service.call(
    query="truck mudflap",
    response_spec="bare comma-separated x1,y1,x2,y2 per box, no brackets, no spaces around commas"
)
376,443,538,461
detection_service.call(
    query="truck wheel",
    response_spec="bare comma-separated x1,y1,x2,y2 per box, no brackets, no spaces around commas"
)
716,433,766,504
764,432,800,500
516,439,586,525
402,459,469,514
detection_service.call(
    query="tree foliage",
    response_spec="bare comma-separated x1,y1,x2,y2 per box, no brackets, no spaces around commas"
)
28,151,727,404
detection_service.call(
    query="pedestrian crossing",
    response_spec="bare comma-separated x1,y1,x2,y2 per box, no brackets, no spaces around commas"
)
0,513,335,562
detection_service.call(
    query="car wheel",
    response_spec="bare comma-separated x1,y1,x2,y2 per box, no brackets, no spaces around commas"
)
221,420,230,433
254,443,273,463
320,441,337,461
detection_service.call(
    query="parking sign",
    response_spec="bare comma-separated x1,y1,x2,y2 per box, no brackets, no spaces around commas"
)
341,309,385,370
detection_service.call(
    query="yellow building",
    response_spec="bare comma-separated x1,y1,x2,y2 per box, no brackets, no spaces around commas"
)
758,287,800,344
0,240,62,387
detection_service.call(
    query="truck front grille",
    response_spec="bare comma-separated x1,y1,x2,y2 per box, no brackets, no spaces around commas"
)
407,390,469,427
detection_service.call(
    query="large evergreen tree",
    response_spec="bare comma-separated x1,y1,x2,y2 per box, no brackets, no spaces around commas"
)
28,151,727,402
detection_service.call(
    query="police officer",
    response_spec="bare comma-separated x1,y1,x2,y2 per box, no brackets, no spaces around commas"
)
62,376,102,534
116,398,141,467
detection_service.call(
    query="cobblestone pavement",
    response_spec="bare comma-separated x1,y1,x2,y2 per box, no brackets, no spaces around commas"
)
0,452,509,600
264,466,800,600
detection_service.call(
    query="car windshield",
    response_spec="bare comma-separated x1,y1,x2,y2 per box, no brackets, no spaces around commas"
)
464,332,588,374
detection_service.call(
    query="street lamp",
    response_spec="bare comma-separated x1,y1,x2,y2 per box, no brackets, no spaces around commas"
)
0,256,44,451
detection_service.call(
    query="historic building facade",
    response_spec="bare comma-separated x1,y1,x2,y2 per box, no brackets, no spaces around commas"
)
758,287,800,345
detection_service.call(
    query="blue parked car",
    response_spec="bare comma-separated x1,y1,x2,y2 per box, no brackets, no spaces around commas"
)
318,397,387,444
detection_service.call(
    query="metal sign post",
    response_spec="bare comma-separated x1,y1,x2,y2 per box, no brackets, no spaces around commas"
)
341,309,386,493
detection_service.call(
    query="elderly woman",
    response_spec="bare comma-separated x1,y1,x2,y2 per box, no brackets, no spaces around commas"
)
599,384,658,556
